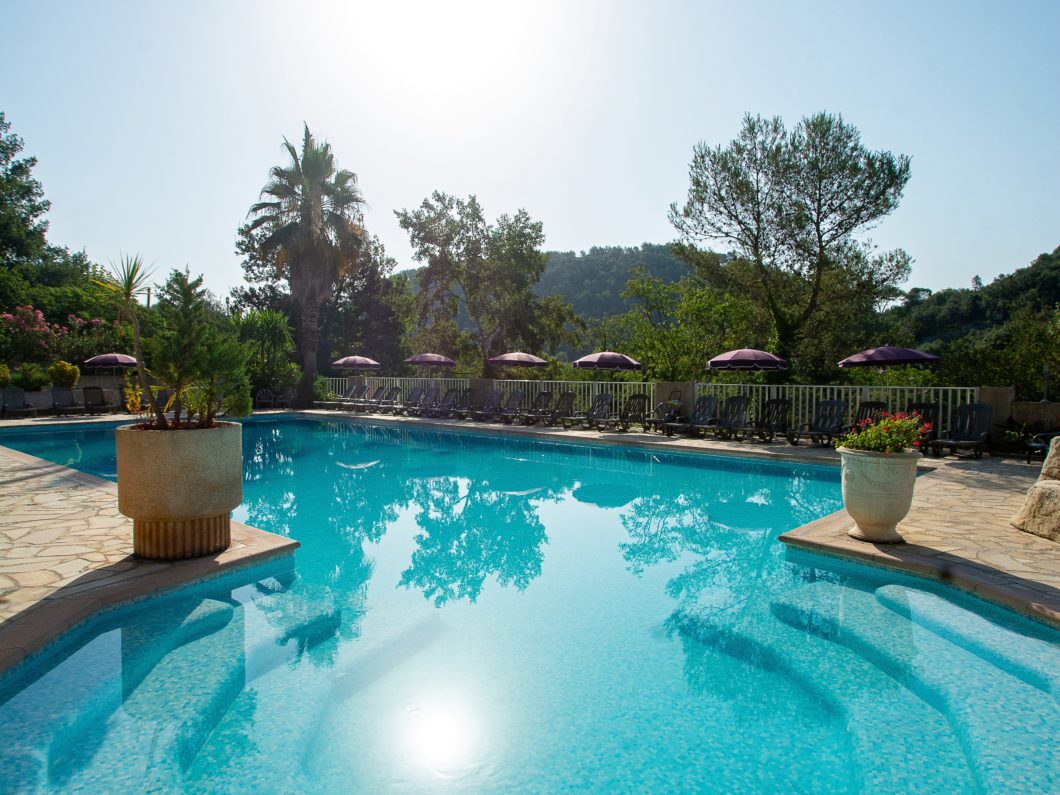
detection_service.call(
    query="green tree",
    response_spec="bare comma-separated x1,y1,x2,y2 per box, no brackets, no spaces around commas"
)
396,192,555,372
620,267,765,381
234,308,295,392
247,126,365,403
0,112,49,270
670,112,912,364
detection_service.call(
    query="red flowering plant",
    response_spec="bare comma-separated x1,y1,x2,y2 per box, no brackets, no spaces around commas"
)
834,411,931,454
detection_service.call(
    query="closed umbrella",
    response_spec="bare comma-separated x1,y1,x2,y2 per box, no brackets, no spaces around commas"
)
838,346,940,368
487,351,548,368
707,348,789,371
572,351,642,371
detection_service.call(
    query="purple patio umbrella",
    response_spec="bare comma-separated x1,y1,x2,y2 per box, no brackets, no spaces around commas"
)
332,355,380,370
487,351,548,368
405,352,456,367
707,348,789,371
572,351,642,371
838,346,941,368
83,353,137,368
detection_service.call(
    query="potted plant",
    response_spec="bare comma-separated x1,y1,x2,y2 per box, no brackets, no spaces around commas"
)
834,411,930,543
100,257,252,560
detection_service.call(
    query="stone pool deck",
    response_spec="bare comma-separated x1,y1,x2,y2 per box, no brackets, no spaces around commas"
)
0,439,298,674
0,411,1056,677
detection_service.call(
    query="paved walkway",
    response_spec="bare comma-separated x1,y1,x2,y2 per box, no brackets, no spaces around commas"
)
0,443,297,673
0,410,1055,678
781,457,1059,627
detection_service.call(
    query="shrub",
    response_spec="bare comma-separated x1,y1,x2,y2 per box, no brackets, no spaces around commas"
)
47,360,80,388
10,362,49,391
314,375,335,402
0,363,8,388
835,411,931,454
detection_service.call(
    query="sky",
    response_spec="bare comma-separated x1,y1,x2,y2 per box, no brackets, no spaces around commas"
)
2,0,1058,300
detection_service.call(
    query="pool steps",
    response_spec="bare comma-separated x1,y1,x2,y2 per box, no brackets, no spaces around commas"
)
770,581,1060,794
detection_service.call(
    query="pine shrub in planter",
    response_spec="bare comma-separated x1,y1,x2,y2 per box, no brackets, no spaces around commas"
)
100,258,252,560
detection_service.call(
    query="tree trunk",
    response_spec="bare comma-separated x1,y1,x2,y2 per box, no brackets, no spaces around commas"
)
298,302,320,407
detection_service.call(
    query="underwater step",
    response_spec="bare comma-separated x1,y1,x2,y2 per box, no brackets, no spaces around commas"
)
771,580,1060,795
874,583,1060,698
671,604,974,793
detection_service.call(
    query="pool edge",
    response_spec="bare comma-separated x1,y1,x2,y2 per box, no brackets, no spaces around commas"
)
780,466,1060,631
0,443,299,677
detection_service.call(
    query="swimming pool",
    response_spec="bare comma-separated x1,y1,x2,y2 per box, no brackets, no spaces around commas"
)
0,418,1057,793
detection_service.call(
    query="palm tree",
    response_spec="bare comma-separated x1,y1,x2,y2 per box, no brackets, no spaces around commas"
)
97,254,169,428
248,126,365,403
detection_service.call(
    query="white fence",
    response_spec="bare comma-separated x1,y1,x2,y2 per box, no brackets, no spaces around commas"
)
494,379,653,410
693,382,979,429
321,375,978,424
323,376,654,411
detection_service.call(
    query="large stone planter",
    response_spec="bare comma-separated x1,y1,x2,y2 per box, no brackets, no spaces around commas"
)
838,447,920,543
116,422,243,560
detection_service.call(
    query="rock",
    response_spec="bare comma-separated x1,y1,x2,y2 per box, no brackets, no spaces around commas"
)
1011,481,1060,542
1013,437,1060,540
1040,437,1060,480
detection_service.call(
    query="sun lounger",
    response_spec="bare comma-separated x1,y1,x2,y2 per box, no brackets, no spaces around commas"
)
664,395,719,437
786,399,847,446
319,383,366,410
375,386,403,413
425,388,459,417
930,403,993,459
406,385,439,417
844,401,888,433
1027,431,1060,463
734,397,790,442
517,391,554,425
83,386,118,414
469,388,505,421
602,393,650,431
709,395,750,440
644,393,683,434
255,388,275,409
51,386,86,416
496,390,526,423
451,388,478,419
544,391,577,426
349,385,384,412
907,402,940,445
563,393,612,429
1,387,37,418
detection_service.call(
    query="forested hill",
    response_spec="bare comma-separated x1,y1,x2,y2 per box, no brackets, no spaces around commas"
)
884,246,1060,344
534,243,693,318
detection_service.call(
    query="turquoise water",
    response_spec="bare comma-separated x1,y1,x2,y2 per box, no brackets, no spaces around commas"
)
0,417,1057,793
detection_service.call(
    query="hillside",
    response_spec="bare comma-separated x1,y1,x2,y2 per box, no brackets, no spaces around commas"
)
534,243,693,318
884,246,1060,344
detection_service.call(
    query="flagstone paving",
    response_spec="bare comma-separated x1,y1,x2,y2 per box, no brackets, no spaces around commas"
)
0,441,297,673
0,410,1056,678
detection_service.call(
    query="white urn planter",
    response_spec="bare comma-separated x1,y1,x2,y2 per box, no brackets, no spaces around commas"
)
838,447,920,543
116,422,243,560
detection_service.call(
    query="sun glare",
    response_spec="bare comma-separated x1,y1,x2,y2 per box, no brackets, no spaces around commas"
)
398,694,484,777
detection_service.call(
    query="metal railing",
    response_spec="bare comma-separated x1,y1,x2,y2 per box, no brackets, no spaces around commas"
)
363,375,472,396
491,379,653,410
693,382,979,430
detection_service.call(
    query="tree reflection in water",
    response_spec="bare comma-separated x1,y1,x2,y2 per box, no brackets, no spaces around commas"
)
620,462,842,623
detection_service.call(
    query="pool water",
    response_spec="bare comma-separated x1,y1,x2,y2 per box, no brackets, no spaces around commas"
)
0,418,1057,793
